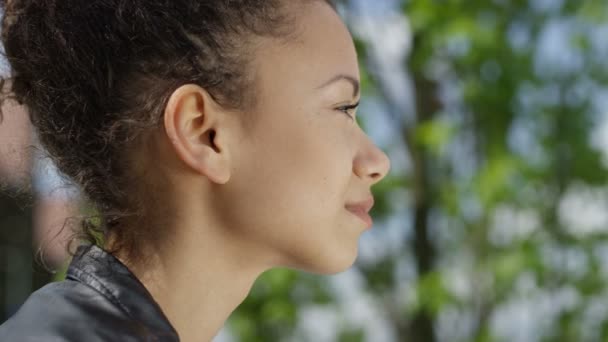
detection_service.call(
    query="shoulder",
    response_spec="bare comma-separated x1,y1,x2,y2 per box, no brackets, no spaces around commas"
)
0,244,179,342
0,279,149,342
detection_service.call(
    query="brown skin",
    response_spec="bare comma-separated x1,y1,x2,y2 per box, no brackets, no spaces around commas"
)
115,2,390,341
0,99,30,185
33,196,76,266
0,102,73,267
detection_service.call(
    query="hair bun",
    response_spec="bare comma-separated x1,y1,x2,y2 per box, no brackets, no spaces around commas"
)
0,0,32,113
2,0,22,38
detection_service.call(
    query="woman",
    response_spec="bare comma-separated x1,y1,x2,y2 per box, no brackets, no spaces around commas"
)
0,0,390,341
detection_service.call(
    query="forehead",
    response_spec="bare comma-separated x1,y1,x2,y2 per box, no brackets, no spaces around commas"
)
251,2,359,102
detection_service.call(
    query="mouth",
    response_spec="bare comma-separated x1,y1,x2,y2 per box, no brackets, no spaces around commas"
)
345,197,374,229
346,207,373,228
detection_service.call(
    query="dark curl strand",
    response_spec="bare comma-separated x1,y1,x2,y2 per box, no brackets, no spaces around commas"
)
0,0,331,259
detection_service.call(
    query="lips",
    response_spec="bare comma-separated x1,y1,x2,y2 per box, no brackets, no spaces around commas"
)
345,197,374,228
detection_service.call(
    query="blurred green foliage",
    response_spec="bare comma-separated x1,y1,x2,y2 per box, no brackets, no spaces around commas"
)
229,1,608,341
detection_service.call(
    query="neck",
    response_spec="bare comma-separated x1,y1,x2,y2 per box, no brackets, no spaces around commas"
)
114,217,271,342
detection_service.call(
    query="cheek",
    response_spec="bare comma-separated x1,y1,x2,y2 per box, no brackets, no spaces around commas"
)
217,113,363,272
225,113,355,230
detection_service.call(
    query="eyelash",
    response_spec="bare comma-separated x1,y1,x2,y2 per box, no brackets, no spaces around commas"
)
336,102,360,120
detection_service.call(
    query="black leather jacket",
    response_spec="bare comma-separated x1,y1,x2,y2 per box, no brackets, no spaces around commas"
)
0,245,179,341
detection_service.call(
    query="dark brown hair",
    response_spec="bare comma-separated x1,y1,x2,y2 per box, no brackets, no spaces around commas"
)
0,0,332,259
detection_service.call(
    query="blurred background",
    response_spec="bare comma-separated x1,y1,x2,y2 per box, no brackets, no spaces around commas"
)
3,0,608,341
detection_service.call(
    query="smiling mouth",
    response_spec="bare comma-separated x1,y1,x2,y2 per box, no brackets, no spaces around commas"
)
345,197,374,228
346,207,373,228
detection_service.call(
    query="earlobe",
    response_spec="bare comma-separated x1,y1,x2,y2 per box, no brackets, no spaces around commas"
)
163,84,231,184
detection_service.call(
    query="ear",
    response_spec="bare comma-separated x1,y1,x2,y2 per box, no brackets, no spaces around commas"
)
163,84,231,184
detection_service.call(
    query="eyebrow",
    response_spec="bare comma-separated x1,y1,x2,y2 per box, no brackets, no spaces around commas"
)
318,74,360,98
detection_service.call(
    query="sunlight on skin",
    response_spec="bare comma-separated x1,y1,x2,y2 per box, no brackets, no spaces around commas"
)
111,2,390,341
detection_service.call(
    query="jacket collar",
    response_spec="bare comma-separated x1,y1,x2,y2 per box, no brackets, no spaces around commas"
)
66,244,179,341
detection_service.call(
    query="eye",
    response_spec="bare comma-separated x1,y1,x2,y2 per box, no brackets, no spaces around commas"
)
335,101,360,120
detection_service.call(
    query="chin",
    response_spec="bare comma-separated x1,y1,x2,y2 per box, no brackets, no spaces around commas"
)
279,221,363,275
300,245,360,276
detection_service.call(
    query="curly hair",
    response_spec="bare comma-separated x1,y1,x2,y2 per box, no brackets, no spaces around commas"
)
0,0,333,259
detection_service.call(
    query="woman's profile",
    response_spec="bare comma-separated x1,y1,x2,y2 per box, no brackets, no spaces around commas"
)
0,0,390,341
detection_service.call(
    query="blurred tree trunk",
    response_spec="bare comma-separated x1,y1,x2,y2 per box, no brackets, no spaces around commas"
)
405,66,442,342
0,189,50,323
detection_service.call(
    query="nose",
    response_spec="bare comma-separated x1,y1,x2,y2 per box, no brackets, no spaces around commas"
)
353,135,391,185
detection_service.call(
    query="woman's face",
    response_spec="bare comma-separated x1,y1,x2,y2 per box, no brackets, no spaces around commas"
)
218,1,390,274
